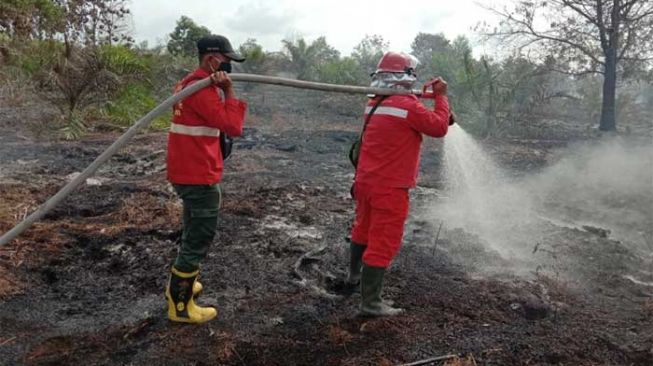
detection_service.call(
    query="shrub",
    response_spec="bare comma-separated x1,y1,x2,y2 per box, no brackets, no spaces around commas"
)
31,43,151,138
104,81,170,130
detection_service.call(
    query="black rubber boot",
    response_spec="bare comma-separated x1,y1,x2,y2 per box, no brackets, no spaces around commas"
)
346,242,366,285
360,265,404,317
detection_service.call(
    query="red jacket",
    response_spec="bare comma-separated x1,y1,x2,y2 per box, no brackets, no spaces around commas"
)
167,68,247,185
355,94,450,188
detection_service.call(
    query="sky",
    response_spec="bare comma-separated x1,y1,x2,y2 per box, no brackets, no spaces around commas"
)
129,0,510,56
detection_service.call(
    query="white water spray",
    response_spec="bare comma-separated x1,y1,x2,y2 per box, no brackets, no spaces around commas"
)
424,127,652,269
435,127,538,258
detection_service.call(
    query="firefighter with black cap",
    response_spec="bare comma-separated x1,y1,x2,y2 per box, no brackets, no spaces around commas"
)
165,35,247,324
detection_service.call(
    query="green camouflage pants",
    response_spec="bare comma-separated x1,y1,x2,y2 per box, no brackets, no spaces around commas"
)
173,184,222,273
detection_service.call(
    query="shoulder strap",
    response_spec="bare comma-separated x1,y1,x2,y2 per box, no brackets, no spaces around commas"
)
352,96,387,176
362,96,387,134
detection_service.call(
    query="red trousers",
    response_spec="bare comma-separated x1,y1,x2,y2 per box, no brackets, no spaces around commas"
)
350,182,410,268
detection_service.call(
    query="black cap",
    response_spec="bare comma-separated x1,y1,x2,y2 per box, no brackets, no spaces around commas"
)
197,35,245,62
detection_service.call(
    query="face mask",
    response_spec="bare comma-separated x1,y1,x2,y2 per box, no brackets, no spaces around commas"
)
218,62,232,73
208,56,232,74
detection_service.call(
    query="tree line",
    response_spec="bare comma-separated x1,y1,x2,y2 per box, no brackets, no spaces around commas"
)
1,1,651,139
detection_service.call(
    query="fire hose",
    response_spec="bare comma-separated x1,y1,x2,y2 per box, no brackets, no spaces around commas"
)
0,73,448,246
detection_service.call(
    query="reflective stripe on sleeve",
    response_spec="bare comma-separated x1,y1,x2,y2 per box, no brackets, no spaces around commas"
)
170,123,221,137
364,106,409,119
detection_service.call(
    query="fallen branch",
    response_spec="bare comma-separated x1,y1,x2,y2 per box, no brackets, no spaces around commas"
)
0,336,17,346
137,149,165,162
122,318,154,340
293,245,328,283
397,354,458,366
293,246,341,300
95,122,128,132
431,221,443,256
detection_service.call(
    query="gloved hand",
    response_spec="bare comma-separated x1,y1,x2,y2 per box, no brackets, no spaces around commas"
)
422,77,448,98
431,77,448,96
449,111,456,126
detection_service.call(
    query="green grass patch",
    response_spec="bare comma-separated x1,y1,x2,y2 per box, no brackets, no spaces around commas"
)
105,82,170,130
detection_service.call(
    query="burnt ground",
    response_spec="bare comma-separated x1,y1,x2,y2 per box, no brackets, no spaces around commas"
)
0,101,652,366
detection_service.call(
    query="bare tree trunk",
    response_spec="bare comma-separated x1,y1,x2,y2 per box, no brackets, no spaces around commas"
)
599,48,617,131
483,59,496,137
487,82,497,137
599,0,620,132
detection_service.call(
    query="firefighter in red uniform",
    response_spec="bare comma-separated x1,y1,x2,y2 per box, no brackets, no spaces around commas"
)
347,52,452,316
165,35,247,324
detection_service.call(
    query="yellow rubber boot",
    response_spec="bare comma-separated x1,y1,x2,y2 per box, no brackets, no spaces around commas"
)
166,267,217,323
193,280,203,296
190,280,214,319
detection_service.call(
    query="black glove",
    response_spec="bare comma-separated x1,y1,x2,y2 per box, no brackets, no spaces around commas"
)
449,112,456,126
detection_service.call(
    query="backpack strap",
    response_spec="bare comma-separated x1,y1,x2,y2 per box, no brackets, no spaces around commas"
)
361,95,387,136
352,95,387,183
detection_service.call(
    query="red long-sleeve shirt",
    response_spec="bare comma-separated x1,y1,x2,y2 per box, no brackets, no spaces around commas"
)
355,94,450,188
166,68,247,185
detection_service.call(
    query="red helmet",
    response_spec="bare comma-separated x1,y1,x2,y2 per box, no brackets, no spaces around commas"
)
374,52,418,75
